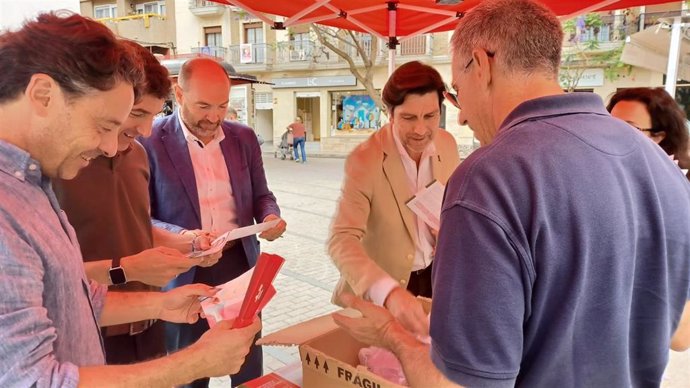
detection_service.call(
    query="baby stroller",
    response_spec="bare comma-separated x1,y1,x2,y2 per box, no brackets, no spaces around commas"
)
274,130,294,160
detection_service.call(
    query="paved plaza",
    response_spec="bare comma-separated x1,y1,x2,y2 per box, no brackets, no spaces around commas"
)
212,154,689,387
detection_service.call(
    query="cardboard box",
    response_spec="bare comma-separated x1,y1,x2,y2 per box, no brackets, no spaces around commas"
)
258,299,431,388
238,372,300,388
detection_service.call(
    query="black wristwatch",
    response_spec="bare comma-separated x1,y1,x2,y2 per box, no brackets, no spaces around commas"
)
108,257,127,285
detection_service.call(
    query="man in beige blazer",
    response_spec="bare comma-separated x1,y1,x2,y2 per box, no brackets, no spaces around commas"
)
329,61,460,335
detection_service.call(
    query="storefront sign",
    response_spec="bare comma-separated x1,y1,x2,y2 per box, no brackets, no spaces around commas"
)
230,86,248,124
560,68,605,88
272,75,357,88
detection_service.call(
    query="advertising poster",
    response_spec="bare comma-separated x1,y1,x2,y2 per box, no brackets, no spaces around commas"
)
337,95,379,131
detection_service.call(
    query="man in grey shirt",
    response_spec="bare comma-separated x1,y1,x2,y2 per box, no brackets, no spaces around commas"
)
0,12,260,387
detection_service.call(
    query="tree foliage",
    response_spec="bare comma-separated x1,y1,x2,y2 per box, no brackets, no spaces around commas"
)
560,13,632,92
311,25,386,114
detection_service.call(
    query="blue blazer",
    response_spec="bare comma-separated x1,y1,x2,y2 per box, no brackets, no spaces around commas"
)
141,111,280,288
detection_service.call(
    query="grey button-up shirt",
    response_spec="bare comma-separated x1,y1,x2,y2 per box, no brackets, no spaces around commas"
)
0,140,107,387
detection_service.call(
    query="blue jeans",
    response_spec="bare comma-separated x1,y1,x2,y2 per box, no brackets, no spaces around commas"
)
293,136,306,161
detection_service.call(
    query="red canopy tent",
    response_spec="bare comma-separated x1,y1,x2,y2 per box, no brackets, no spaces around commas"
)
209,0,677,73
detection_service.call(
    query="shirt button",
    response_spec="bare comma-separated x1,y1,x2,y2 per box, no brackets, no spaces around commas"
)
400,279,407,285
28,164,37,171
14,171,23,178
407,254,413,260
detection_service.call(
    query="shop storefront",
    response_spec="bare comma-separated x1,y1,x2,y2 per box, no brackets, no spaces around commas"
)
330,91,381,135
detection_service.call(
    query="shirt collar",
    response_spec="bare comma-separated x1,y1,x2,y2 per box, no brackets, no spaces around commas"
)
0,140,44,184
499,93,609,134
177,111,225,147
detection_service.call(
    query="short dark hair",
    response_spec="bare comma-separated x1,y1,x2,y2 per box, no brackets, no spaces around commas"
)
0,12,145,104
120,40,171,100
381,61,445,114
607,87,689,156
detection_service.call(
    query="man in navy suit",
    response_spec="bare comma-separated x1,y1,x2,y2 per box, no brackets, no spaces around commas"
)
141,58,286,387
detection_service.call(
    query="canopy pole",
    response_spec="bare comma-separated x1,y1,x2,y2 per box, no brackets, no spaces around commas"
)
387,2,398,75
388,46,396,75
665,16,682,97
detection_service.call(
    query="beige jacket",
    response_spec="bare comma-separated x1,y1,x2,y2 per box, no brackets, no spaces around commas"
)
328,124,460,305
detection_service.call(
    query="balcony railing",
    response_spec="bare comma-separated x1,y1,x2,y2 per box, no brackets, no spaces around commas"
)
565,11,687,47
97,13,171,46
273,40,316,63
221,33,434,70
191,45,227,59
398,35,428,56
565,14,641,44
642,10,683,29
228,43,272,65
188,0,226,17
97,13,165,28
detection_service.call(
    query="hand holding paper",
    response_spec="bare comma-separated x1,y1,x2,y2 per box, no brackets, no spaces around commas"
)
188,219,281,259
200,253,285,329
406,180,445,231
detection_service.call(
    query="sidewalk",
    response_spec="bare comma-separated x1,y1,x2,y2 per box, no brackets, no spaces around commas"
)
260,140,347,159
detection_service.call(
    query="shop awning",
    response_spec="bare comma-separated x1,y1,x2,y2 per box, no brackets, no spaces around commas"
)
160,56,273,85
621,23,690,80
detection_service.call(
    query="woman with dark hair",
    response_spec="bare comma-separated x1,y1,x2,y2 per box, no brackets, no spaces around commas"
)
607,87,690,175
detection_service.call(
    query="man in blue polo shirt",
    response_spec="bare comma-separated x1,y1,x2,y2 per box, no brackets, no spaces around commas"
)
333,0,690,387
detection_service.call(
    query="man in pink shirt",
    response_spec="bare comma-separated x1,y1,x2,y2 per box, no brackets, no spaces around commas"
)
287,116,307,163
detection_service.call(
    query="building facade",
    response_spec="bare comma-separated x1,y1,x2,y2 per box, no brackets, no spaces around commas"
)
84,0,688,157
80,0,176,55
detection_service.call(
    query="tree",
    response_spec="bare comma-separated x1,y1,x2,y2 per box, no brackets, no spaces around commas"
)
311,25,386,114
560,13,631,92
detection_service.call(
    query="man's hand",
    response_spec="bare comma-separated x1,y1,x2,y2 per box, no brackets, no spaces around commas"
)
259,214,286,241
384,287,429,336
157,283,217,324
182,229,217,253
122,247,197,287
190,317,262,377
188,251,223,268
333,295,459,388
332,294,405,349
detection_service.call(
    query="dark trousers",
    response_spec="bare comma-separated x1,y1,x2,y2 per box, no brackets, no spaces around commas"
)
406,262,433,298
103,320,166,364
166,243,263,387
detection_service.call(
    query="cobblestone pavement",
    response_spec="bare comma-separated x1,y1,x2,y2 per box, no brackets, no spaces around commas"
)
212,156,690,387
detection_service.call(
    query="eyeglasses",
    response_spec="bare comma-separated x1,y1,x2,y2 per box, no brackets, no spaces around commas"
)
444,51,495,109
633,125,654,133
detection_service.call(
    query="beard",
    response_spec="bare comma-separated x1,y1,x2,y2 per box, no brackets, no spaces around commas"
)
181,106,220,140
404,132,433,153
191,119,220,139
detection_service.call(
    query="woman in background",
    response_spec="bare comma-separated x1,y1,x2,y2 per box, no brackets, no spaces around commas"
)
608,87,690,178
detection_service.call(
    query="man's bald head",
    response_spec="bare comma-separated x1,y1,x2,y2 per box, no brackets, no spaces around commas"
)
177,58,230,91
174,57,231,144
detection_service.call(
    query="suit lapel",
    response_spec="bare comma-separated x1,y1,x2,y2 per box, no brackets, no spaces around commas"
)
161,113,201,224
219,124,246,223
430,135,451,185
431,150,443,183
381,126,417,243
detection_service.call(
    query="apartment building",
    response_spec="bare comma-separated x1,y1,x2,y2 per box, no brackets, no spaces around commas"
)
82,0,688,156
80,0,176,55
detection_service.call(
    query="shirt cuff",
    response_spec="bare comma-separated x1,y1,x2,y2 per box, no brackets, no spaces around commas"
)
367,276,400,306
88,280,108,319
